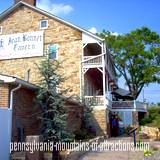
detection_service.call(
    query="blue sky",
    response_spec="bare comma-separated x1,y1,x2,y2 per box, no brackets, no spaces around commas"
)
0,0,160,103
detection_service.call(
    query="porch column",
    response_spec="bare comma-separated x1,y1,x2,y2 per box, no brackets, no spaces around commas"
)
102,53,106,108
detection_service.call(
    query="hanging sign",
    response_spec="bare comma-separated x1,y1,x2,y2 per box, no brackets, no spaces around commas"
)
0,31,44,59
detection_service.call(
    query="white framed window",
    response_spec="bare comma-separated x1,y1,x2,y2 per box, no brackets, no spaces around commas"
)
0,26,2,34
40,20,48,29
48,44,59,60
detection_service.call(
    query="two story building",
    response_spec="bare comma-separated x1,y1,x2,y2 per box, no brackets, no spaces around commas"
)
0,0,147,158
0,0,117,153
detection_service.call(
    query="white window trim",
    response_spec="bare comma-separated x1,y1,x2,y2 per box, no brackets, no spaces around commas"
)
0,26,3,34
55,50,59,60
55,44,59,60
40,20,48,29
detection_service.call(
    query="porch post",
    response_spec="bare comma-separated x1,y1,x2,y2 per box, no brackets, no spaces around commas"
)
134,100,136,109
102,51,106,108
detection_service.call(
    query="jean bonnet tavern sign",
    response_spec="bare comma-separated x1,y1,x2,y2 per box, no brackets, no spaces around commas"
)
0,31,44,59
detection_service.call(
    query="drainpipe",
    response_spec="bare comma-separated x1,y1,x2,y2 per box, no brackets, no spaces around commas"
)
9,84,22,110
9,84,22,155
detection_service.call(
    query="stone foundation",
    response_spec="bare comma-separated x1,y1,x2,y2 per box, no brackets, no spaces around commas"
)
91,108,109,136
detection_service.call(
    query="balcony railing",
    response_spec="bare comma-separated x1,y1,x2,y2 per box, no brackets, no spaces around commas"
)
82,54,103,66
135,101,147,111
112,101,147,111
85,96,104,106
112,101,134,109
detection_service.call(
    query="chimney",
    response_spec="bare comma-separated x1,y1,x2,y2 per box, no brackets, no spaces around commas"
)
14,0,36,6
25,69,31,82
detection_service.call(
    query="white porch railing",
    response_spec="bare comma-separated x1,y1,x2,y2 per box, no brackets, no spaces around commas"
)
112,101,134,109
135,101,147,111
82,54,103,66
85,96,104,106
112,100,147,111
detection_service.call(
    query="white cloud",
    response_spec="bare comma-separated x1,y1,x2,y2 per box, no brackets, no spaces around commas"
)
89,27,97,34
37,0,74,16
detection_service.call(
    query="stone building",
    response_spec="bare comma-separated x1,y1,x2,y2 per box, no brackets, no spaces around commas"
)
0,0,117,137
0,0,147,159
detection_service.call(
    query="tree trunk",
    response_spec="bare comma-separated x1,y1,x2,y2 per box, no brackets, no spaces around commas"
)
52,143,60,160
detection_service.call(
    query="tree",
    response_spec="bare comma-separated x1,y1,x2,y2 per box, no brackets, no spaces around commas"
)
36,57,73,159
98,27,160,99
140,106,160,128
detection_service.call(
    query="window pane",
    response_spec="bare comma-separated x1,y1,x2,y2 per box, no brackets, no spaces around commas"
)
41,20,47,28
48,44,57,59
41,21,46,27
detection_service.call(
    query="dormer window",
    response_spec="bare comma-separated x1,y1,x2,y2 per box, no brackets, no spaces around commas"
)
40,20,48,29
0,26,2,34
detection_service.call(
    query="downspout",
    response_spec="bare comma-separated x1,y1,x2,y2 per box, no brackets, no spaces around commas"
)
9,83,22,154
9,84,22,110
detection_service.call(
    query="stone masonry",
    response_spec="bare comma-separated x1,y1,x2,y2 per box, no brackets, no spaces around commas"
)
92,109,108,136
0,2,108,137
0,5,82,97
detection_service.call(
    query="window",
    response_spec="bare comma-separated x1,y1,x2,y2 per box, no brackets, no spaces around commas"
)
48,44,59,60
118,111,133,127
0,26,2,34
40,20,48,29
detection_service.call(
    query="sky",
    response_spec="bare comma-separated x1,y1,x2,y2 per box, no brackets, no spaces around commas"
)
0,0,160,103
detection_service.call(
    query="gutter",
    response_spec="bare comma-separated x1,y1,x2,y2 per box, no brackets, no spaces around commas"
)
15,79,38,90
9,84,22,110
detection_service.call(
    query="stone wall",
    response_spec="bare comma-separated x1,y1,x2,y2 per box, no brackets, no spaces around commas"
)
92,109,108,136
14,0,36,6
140,126,160,140
0,5,82,96
0,4,109,138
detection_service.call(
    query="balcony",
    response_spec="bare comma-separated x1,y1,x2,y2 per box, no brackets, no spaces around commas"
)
135,101,147,111
85,96,104,106
84,95,112,109
112,101,147,112
82,54,103,66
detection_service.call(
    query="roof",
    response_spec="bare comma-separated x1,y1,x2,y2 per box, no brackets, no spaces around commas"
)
0,1,104,42
0,74,83,106
0,74,38,90
112,88,130,97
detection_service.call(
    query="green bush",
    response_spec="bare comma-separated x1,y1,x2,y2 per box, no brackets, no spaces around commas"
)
140,107,160,128
139,117,152,125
